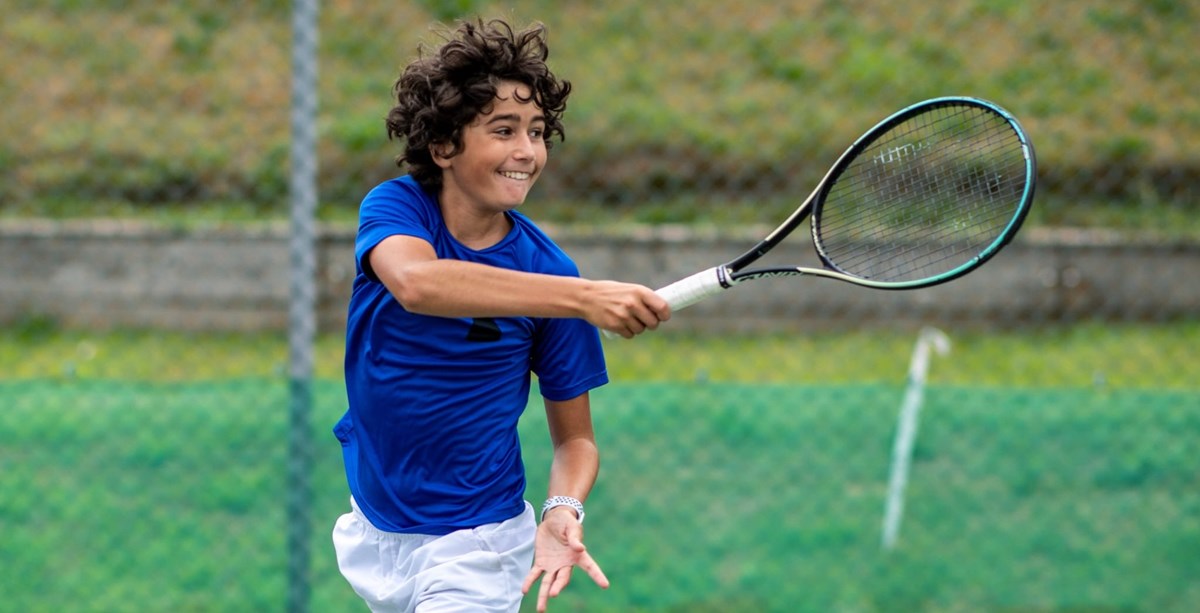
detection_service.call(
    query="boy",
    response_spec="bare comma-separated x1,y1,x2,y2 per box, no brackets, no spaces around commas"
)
331,18,670,613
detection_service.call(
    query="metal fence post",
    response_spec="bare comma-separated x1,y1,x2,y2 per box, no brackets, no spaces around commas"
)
288,0,318,611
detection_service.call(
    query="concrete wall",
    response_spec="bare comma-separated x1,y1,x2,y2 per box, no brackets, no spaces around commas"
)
1,220,1196,333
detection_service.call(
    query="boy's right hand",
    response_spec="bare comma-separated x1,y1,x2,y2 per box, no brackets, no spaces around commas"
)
584,281,670,338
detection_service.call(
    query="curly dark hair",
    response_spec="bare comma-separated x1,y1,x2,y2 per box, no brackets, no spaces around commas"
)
386,19,572,193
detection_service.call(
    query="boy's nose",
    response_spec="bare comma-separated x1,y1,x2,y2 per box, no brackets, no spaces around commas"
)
513,135,535,159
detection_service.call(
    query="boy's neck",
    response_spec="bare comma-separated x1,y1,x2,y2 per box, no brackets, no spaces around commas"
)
439,197,514,250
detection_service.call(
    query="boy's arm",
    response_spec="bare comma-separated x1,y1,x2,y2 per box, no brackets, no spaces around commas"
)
369,234,670,338
542,393,600,519
522,393,609,612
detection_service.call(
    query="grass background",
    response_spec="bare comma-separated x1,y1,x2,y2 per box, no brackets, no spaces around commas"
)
4,320,1196,388
1,1,1197,233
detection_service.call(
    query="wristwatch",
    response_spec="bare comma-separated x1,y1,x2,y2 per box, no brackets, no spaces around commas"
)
541,496,585,524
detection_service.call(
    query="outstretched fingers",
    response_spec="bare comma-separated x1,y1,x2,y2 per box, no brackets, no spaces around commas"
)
576,550,610,589
522,532,609,612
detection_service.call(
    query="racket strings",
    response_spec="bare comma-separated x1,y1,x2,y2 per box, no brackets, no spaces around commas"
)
816,104,1029,283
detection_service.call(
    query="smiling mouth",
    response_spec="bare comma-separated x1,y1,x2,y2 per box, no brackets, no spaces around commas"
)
498,170,532,181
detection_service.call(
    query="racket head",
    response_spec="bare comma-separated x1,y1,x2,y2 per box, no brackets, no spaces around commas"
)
810,97,1036,289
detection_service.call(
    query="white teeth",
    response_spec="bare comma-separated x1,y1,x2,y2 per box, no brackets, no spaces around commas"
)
499,171,531,180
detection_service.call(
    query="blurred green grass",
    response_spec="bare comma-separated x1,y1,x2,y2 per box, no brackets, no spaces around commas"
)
2,2,1197,234
3,320,1195,389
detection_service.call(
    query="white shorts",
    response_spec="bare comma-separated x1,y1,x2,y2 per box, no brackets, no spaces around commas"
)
332,498,536,613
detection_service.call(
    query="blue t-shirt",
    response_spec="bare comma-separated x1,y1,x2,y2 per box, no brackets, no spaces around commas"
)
335,175,608,535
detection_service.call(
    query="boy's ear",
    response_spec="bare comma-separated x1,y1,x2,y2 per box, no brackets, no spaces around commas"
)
430,142,453,168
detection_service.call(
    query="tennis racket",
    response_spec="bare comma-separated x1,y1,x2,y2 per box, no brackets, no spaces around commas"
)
625,96,1036,329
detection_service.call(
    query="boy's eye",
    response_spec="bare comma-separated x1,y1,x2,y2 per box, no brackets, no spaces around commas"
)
530,128,544,139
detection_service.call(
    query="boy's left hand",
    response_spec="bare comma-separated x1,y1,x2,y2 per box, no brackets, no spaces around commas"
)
521,507,609,612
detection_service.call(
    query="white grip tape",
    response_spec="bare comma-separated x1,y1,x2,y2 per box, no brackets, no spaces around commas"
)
601,267,729,339
655,266,729,311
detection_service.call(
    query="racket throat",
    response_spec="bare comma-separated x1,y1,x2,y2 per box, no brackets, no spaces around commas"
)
717,265,736,289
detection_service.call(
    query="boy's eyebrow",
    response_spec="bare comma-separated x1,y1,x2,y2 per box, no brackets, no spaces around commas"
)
485,113,546,125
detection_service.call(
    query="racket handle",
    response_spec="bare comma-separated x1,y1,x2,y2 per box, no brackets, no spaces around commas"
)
655,266,729,311
602,267,729,339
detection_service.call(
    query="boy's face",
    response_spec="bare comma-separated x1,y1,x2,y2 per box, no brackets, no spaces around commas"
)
435,81,548,214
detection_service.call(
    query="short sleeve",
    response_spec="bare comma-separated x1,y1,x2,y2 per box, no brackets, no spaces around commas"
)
355,177,438,281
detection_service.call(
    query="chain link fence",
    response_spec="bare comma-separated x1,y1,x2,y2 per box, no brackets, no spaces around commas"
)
1,2,1197,612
